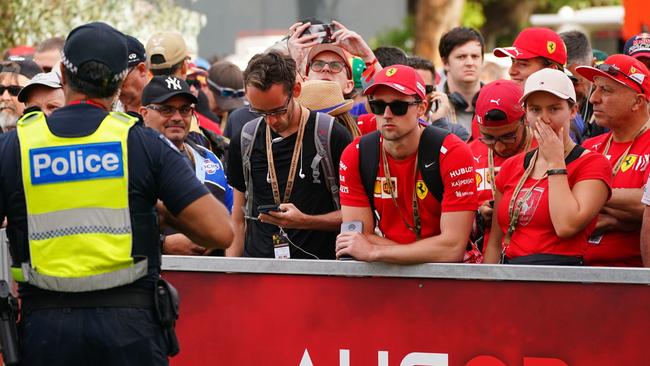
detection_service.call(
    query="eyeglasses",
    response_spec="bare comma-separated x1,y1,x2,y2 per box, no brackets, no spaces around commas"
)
479,124,521,146
310,60,345,74
597,63,645,94
425,85,435,94
207,79,245,98
249,95,292,117
146,104,194,117
0,85,22,97
368,99,421,116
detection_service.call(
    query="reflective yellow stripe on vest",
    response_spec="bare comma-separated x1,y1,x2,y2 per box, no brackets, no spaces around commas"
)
15,111,147,292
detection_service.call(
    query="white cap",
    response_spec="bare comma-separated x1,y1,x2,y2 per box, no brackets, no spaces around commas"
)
17,68,62,103
519,68,576,104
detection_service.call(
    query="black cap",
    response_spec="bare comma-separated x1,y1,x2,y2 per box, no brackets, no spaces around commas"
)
3,56,43,79
61,22,128,83
125,34,146,67
142,75,198,105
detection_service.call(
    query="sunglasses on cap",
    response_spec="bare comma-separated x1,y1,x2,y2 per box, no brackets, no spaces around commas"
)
146,104,194,118
0,85,22,97
368,99,422,116
207,79,245,98
310,60,345,74
597,63,645,94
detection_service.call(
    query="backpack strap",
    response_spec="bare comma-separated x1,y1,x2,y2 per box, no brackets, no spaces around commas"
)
358,130,381,220
417,125,450,202
240,116,264,216
310,112,340,209
523,145,586,169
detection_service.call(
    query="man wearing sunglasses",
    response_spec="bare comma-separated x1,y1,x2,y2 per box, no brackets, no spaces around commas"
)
468,80,536,253
0,58,42,131
140,75,233,256
228,51,352,259
336,65,478,264
576,54,650,267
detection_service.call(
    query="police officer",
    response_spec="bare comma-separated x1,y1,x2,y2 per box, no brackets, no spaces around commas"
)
0,22,234,365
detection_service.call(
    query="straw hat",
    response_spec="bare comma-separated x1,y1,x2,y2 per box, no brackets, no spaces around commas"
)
298,80,354,116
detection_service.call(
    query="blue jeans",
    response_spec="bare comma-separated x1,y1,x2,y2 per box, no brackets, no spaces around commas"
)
20,307,169,366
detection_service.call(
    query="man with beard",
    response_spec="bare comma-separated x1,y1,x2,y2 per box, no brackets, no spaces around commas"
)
0,58,42,131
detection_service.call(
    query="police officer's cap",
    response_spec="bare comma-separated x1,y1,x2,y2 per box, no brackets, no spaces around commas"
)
61,22,129,85
142,76,198,106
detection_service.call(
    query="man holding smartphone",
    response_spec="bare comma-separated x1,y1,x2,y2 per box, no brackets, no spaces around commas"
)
228,51,352,259
336,65,478,264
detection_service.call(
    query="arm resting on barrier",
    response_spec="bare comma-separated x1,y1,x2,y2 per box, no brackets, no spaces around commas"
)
259,203,342,231
337,205,472,264
159,193,234,250
483,190,504,264
641,206,650,267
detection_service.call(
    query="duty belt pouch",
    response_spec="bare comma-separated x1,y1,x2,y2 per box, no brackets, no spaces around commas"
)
154,279,180,356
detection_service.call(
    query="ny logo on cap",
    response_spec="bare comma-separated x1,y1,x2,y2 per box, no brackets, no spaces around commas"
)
547,41,556,54
165,76,181,90
385,67,398,77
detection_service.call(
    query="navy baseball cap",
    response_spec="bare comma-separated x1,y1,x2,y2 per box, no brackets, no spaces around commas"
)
2,56,43,79
125,34,146,67
61,22,128,83
142,75,198,105
624,33,650,60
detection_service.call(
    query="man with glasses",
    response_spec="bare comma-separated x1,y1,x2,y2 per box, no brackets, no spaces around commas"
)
576,54,650,267
336,65,477,264
140,75,233,255
0,58,42,131
228,51,352,258
468,80,536,253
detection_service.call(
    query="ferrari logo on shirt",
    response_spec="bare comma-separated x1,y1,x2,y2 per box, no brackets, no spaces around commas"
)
385,67,398,77
416,180,428,200
547,41,556,54
621,154,638,173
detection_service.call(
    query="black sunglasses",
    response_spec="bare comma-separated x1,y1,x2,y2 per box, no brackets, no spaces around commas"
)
0,85,22,97
368,99,421,116
597,63,645,94
483,109,508,122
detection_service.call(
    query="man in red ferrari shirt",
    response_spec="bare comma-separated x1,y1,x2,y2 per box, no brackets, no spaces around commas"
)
469,79,535,248
576,54,650,267
335,65,478,263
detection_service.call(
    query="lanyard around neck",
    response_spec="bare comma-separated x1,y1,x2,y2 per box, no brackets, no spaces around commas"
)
602,125,647,176
265,106,308,205
381,142,421,240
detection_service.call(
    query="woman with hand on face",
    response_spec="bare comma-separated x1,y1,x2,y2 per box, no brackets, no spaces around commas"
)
484,69,612,265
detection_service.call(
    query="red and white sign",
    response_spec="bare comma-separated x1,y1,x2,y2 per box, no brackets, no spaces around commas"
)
164,271,650,365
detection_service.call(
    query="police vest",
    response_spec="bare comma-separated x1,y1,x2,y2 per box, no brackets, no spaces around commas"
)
14,111,147,292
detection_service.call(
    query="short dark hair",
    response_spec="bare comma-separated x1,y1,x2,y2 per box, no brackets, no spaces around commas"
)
149,58,184,76
36,36,65,53
439,27,485,61
63,61,121,98
373,46,408,67
560,30,592,66
244,51,296,94
407,56,435,77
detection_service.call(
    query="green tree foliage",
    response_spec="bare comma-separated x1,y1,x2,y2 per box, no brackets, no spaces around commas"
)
0,0,204,54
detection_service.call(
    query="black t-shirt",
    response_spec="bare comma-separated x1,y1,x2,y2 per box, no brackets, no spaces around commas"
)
223,106,259,140
228,111,352,259
0,104,209,295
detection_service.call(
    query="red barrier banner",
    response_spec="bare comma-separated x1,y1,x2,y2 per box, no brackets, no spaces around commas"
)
164,271,650,365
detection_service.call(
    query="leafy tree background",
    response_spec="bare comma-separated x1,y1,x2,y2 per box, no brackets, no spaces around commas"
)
0,0,203,54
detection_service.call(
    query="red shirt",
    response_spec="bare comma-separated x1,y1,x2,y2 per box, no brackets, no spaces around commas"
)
340,133,478,244
495,150,612,259
357,114,376,136
582,130,650,266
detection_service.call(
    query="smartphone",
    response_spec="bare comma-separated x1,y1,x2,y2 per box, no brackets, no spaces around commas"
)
304,23,336,44
488,200,494,208
258,204,281,214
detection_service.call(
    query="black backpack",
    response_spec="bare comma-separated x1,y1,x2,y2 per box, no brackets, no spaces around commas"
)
358,125,450,220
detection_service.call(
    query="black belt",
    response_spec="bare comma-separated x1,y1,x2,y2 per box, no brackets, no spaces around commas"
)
21,287,154,311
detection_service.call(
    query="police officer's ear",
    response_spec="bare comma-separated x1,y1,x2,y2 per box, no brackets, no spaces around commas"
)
59,63,67,86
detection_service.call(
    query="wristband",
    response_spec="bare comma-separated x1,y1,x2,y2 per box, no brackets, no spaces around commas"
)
546,169,568,176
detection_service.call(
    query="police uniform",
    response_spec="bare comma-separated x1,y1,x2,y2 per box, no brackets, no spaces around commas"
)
0,22,210,366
